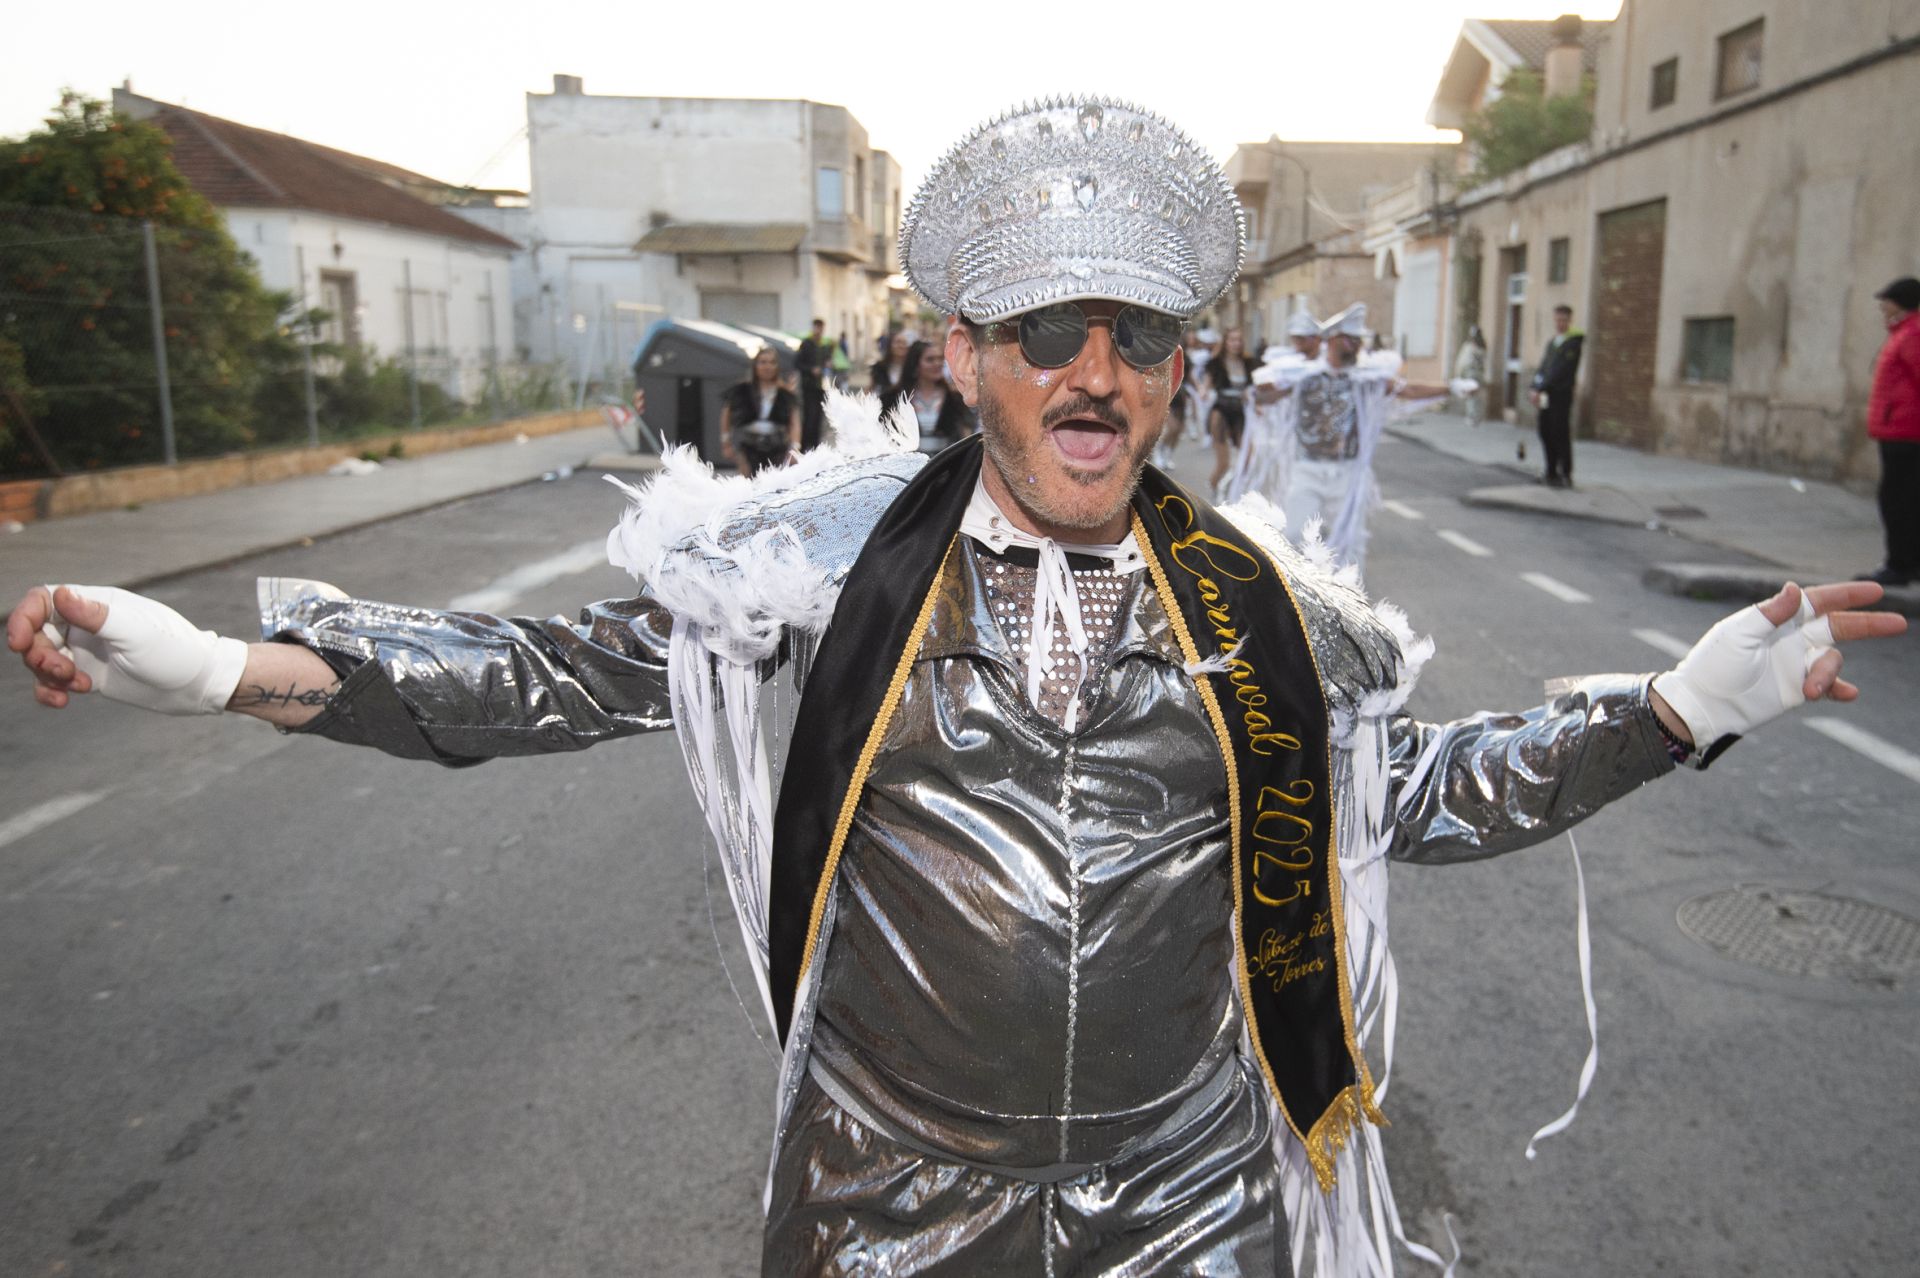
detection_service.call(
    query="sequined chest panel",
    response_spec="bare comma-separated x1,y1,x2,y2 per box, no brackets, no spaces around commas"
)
810,538,1241,1171
1295,370,1362,461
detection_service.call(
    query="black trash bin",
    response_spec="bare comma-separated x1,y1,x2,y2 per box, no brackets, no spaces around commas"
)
630,319,800,463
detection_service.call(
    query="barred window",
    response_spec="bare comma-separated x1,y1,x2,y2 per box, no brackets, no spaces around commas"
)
1651,57,1678,109
1548,238,1571,285
1682,317,1735,383
1716,20,1763,100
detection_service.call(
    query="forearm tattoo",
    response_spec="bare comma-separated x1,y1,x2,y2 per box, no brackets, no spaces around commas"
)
232,682,336,709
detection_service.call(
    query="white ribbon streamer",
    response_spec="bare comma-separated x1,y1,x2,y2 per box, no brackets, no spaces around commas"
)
1525,829,1598,1160
1029,538,1091,729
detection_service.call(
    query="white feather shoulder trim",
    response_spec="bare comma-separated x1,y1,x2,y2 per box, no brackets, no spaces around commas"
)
1216,492,1434,733
604,388,924,664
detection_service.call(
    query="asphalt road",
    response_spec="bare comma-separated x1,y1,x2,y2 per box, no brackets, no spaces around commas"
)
2,431,1915,1277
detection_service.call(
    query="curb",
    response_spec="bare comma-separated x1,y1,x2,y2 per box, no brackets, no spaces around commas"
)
0,455,650,625
96,474,592,596
118,453,662,592
1463,484,1653,527
3,408,604,526
1643,562,1920,617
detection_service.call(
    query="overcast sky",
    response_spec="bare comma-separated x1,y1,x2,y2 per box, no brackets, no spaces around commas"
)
6,0,1621,196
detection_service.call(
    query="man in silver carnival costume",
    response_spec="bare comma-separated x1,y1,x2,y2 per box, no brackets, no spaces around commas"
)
9,97,1906,1276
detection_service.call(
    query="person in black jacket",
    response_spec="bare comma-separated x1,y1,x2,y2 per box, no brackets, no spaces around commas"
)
869,330,913,399
1529,305,1585,488
795,317,830,450
880,339,976,453
718,347,802,476
1205,327,1254,492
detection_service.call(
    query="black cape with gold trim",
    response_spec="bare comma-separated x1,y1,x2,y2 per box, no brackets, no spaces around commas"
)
764,436,1380,1185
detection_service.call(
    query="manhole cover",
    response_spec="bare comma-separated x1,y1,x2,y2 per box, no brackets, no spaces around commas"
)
1676,887,1920,987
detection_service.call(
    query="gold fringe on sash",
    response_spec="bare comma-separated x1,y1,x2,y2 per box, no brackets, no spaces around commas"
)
1302,1082,1391,1192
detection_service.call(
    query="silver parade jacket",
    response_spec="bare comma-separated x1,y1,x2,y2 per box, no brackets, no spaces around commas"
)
260,442,1676,1277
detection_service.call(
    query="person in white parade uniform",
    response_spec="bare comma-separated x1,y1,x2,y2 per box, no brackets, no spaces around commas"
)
1262,304,1445,575
1229,307,1325,505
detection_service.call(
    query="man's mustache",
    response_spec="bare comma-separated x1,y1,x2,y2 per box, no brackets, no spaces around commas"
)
1041,395,1129,433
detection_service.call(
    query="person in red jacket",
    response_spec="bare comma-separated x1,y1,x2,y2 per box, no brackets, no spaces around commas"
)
1860,276,1920,586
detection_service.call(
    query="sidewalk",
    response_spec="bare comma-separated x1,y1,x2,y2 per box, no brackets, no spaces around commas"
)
1388,410,1919,616
0,427,655,610
3,410,1909,619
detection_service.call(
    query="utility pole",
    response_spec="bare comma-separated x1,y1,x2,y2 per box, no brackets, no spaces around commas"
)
295,244,319,446
402,257,421,427
141,220,178,464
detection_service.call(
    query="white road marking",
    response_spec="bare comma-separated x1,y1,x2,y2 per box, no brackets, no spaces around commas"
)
0,791,107,851
1436,529,1493,558
448,539,610,614
1803,718,1920,786
1382,499,1424,521
1520,571,1592,604
1632,628,1694,661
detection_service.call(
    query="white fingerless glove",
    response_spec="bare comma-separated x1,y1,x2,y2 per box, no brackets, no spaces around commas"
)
1651,593,1836,754
39,585,249,715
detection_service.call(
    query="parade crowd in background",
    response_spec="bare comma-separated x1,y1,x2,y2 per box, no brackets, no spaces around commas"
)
696,277,1920,594
707,306,1457,579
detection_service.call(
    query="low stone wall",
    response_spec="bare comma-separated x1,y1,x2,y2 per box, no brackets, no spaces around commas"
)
0,408,601,525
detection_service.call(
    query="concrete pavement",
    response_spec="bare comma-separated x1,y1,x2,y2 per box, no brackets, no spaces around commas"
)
1388,410,1918,615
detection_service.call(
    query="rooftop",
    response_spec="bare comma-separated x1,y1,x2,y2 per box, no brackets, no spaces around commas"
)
112,90,520,253
1478,17,1610,75
633,223,809,255
1428,16,1615,128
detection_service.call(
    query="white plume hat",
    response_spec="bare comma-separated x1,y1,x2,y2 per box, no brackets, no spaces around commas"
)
901,95,1246,324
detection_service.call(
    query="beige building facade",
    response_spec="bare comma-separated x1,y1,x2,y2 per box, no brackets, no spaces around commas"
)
1221,140,1456,348
1361,170,1462,386
1447,1,1920,482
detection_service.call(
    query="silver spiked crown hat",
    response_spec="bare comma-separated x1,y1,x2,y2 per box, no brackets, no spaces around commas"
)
900,95,1246,324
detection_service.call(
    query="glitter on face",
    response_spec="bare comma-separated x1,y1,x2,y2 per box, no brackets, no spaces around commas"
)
973,336,1166,541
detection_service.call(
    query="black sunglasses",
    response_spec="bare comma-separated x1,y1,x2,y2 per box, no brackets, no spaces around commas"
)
1007,302,1183,371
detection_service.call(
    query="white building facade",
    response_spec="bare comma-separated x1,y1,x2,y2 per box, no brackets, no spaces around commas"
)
113,88,521,402
226,212,514,398
523,78,901,383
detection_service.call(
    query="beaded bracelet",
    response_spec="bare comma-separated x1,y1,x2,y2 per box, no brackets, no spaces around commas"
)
1654,711,1694,764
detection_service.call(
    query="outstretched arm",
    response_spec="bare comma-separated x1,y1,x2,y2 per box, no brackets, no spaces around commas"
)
11,580,679,763
1386,673,1671,865
12,585,335,727
1388,581,1905,865
225,640,346,728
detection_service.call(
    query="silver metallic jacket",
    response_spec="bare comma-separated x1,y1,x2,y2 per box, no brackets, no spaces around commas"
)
263,474,1673,1276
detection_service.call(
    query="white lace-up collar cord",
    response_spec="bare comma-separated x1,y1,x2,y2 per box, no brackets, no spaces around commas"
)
959,476,1145,730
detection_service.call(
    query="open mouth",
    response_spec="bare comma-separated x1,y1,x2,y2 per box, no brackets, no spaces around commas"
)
1048,417,1122,466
